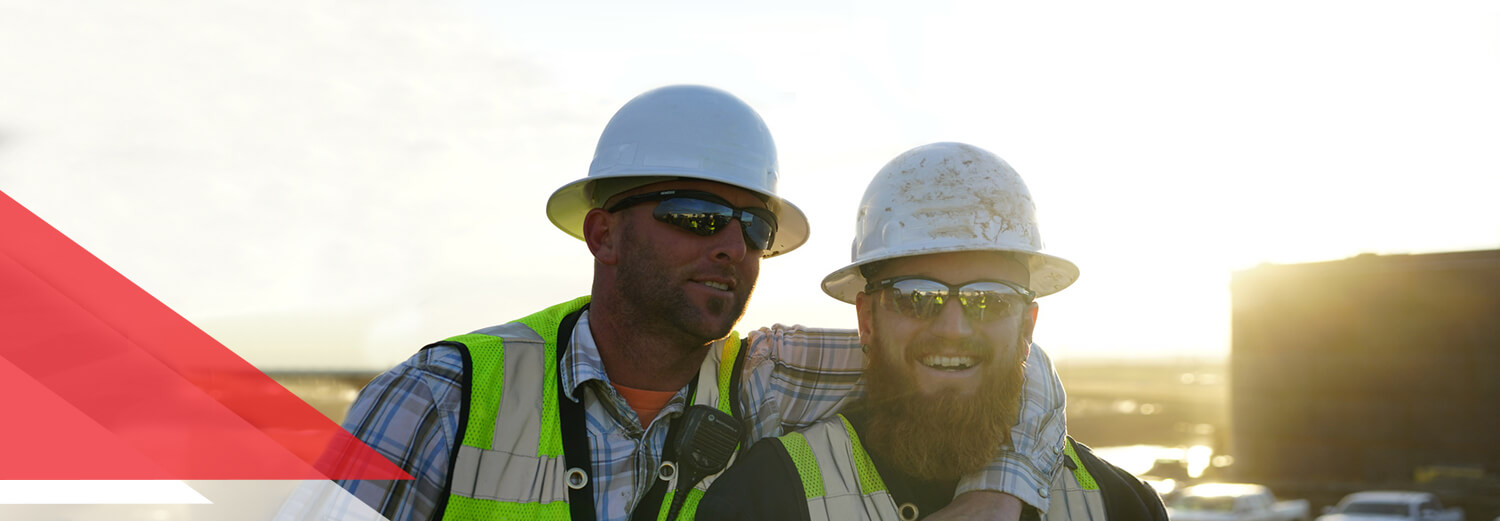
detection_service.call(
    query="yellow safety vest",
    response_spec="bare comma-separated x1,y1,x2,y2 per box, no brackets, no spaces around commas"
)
439,297,742,521
779,415,1105,521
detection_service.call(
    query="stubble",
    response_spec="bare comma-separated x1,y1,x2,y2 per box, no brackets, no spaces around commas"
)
615,218,748,343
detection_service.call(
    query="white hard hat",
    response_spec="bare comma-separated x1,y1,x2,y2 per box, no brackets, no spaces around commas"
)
821,142,1079,302
546,85,810,257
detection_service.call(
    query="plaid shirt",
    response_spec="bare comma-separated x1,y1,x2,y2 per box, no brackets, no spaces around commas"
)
334,310,1066,521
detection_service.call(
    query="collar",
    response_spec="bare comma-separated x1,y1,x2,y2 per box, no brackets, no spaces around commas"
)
560,309,609,402
560,309,707,410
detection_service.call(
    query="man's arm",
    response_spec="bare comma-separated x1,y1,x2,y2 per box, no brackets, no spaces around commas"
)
739,325,1068,512
950,343,1067,512
330,346,465,521
737,324,865,440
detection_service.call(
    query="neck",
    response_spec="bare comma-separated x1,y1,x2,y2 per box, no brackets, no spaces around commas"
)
586,294,714,392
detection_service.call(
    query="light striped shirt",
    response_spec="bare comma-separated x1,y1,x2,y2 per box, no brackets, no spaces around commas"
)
336,309,1066,521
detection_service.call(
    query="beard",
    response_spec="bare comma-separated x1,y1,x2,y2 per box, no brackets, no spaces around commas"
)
614,218,750,343
857,336,1027,481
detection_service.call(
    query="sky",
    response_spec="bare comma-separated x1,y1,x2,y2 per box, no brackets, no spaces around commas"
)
2,0,1498,370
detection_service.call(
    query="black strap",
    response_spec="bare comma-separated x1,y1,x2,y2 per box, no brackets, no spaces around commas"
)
428,340,474,521
561,323,746,521
431,306,597,521
557,307,595,521
558,304,691,521
726,338,749,448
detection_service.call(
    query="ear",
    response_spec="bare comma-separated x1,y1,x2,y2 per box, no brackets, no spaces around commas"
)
855,292,876,347
583,208,619,264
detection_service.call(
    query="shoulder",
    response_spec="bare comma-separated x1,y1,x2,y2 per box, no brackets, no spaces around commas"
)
344,321,545,423
1069,439,1169,521
1027,341,1056,366
698,438,809,521
467,320,546,344
343,342,469,425
711,438,800,493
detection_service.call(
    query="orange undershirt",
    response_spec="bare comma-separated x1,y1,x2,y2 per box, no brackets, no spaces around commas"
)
612,382,678,428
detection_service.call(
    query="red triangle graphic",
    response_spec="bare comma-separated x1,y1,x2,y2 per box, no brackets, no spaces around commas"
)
0,355,176,479
0,191,410,480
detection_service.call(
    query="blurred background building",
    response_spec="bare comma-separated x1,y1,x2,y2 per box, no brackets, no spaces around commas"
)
1230,249,1500,515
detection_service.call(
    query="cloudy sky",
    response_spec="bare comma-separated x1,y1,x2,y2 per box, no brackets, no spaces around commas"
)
3,0,1498,370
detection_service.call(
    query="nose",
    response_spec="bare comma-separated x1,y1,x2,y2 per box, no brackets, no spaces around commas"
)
927,296,973,340
708,220,749,263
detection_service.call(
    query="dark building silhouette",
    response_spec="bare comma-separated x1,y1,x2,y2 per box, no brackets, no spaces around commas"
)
1230,250,1500,492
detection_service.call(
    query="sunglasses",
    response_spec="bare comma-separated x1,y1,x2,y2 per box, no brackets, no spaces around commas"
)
606,189,779,251
865,276,1035,323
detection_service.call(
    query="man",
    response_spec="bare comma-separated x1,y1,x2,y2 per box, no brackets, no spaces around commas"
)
328,88,1069,521
697,142,1168,521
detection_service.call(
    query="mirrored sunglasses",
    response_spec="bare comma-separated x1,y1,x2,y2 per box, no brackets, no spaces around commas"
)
865,276,1035,322
606,189,778,251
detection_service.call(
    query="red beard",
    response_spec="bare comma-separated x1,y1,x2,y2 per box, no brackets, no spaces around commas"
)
857,337,1027,481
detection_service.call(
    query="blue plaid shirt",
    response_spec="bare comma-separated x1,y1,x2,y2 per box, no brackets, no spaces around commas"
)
334,310,1066,521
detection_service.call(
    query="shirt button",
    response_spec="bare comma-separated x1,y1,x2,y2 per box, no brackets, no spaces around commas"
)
1039,488,1049,498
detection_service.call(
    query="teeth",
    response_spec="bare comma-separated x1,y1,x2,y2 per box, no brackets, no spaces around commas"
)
920,355,977,370
703,281,730,291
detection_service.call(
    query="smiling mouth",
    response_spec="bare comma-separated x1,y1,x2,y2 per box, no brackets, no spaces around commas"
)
919,355,979,371
700,281,731,291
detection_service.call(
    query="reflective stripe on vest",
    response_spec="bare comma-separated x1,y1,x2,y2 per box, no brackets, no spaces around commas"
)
440,297,741,521
781,417,1106,521
779,415,903,521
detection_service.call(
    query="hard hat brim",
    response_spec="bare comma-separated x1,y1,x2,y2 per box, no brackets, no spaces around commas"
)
546,174,810,258
821,246,1080,304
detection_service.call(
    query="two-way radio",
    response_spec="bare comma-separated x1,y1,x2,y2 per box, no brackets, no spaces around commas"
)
661,404,741,520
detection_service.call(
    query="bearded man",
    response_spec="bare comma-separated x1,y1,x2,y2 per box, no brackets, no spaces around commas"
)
695,142,1168,521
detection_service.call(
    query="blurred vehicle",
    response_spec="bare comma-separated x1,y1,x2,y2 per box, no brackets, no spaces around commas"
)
1138,475,1180,499
1316,491,1463,521
1166,483,1311,521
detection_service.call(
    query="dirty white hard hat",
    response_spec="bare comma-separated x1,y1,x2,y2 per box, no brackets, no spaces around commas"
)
546,85,810,258
821,142,1079,302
